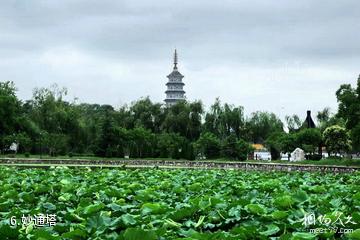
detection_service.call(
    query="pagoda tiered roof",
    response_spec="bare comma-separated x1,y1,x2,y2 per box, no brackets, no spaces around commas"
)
167,70,184,78
165,89,185,94
166,81,185,86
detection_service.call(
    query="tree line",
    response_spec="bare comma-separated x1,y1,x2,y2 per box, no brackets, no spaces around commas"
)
1,76,359,160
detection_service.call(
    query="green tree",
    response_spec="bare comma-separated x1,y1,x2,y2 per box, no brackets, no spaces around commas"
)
285,114,302,133
336,77,360,130
296,128,322,154
278,133,298,160
162,100,203,141
12,133,32,154
187,101,204,140
204,98,246,140
76,103,111,153
28,85,86,154
193,132,221,159
156,133,187,159
247,111,284,143
0,81,21,153
265,132,284,160
41,132,69,156
95,107,119,157
335,75,360,151
266,132,305,160
221,134,253,160
129,97,164,133
323,125,351,156
317,107,331,125
129,127,155,158
351,124,360,152
316,107,346,134
279,133,297,155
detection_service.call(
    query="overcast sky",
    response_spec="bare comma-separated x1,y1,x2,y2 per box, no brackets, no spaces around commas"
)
1,0,359,121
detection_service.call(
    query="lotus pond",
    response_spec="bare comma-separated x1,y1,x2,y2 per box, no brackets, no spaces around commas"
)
0,167,359,239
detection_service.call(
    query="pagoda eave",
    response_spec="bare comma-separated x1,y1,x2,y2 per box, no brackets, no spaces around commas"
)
165,98,186,101
165,90,185,94
167,73,184,78
166,82,185,86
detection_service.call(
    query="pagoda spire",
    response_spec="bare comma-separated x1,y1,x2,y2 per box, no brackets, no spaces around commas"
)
173,49,178,70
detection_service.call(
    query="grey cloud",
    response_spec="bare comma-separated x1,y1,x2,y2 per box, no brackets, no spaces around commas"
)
0,0,359,120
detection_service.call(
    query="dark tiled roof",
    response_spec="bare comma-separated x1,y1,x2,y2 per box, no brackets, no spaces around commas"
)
166,82,185,86
167,70,184,78
304,110,316,128
165,90,185,94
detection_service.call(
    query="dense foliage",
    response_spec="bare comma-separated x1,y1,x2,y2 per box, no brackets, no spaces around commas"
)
0,83,278,160
336,75,360,152
323,126,352,156
1,75,360,160
0,167,359,239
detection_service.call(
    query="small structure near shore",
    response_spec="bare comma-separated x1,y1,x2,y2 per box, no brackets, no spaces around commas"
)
250,144,271,160
291,148,305,162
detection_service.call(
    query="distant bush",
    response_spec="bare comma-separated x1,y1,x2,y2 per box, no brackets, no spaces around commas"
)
24,152,30,158
68,152,73,158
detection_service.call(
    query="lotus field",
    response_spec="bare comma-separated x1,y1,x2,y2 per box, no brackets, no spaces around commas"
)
0,167,359,239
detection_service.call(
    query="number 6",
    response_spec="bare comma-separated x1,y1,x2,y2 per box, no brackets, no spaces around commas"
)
10,216,17,226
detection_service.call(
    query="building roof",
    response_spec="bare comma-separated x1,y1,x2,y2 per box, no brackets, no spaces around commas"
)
252,144,266,150
165,90,185,94
166,81,185,86
167,70,184,78
303,110,316,128
164,98,186,103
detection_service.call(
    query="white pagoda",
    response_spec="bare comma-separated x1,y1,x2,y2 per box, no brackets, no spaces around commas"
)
164,49,186,106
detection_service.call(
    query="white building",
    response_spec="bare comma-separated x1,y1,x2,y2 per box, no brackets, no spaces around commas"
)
252,144,271,160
